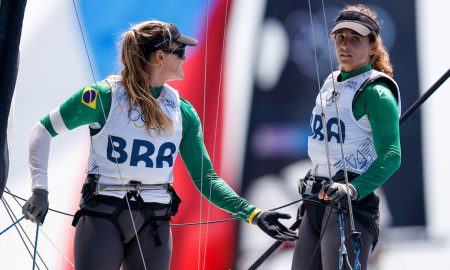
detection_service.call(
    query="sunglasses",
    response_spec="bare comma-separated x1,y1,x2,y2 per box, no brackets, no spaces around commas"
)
162,47,186,60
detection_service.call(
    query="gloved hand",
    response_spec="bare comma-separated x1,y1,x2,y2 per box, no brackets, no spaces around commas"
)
22,189,49,225
322,183,358,202
253,211,298,241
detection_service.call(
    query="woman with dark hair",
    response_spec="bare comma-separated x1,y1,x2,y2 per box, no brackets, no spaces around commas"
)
21,20,297,270
292,4,401,270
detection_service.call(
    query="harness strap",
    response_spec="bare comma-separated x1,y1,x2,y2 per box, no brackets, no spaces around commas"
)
150,221,162,246
72,208,124,238
168,184,182,216
74,174,182,246
298,170,360,198
96,182,169,193
73,194,176,246
126,189,166,246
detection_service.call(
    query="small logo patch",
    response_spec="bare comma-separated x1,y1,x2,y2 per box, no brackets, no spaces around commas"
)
81,87,98,109
377,87,387,98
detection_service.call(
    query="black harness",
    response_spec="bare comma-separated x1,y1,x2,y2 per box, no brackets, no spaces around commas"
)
298,170,380,250
72,174,181,246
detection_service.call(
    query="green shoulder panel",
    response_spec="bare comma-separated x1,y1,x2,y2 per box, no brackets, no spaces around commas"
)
40,81,112,136
353,81,396,120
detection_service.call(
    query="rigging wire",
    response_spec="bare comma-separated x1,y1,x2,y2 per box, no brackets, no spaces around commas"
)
32,222,40,270
4,187,75,267
201,1,230,269
0,215,24,236
39,229,75,268
319,0,358,234
2,188,314,228
1,197,47,270
301,2,342,269
71,1,149,269
197,0,210,268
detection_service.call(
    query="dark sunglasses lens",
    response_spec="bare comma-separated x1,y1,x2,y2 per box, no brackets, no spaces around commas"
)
162,47,186,59
175,48,186,59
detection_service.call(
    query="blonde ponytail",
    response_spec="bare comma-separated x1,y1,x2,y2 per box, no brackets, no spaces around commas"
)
120,21,173,134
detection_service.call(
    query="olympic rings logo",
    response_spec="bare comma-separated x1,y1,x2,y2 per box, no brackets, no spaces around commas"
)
325,91,340,106
128,108,145,128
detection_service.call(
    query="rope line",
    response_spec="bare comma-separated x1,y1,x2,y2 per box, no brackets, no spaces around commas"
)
71,1,149,268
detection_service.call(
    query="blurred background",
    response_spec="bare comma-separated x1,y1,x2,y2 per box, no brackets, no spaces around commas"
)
1,0,449,269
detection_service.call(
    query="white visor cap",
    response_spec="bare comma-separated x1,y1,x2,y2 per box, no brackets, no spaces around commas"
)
331,21,372,36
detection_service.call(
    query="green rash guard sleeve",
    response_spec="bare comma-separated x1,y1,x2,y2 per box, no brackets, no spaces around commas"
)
179,97,257,222
40,81,112,136
40,83,256,220
351,81,401,199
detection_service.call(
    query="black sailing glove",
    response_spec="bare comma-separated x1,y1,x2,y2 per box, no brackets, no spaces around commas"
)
253,211,298,241
22,189,49,225
322,183,358,202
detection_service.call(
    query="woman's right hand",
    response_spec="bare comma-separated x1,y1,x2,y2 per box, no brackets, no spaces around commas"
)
21,189,49,225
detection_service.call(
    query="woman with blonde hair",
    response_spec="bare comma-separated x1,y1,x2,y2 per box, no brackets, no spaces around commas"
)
293,4,401,270
22,20,297,269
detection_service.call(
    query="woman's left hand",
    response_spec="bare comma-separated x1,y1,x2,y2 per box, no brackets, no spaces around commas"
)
254,211,299,241
321,183,358,202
